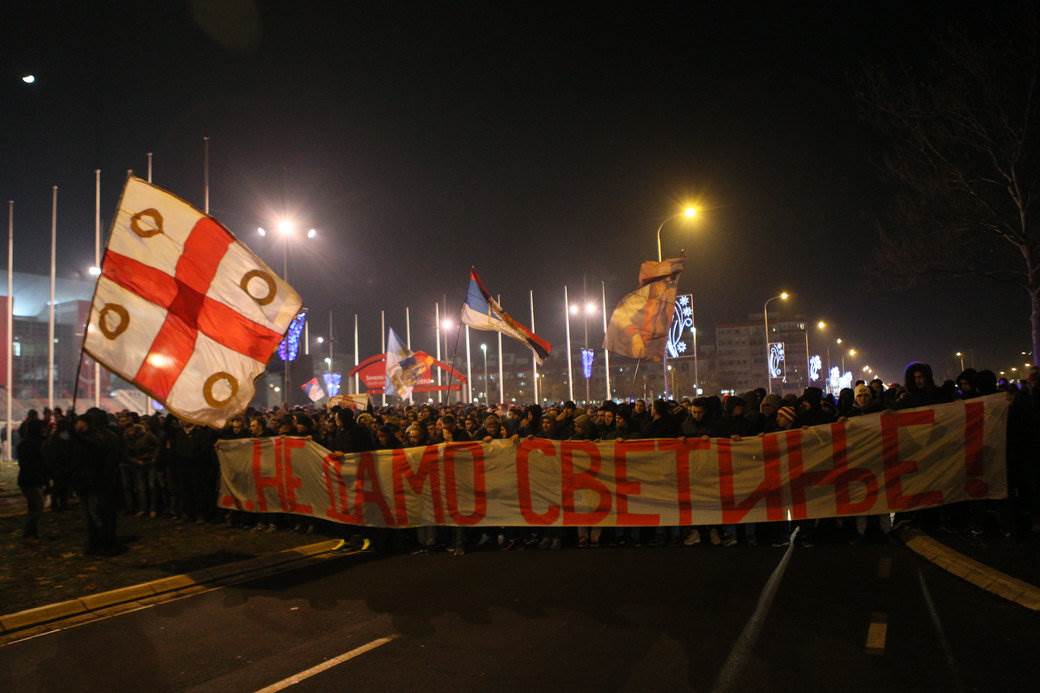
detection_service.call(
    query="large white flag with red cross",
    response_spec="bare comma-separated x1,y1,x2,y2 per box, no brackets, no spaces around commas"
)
84,177,302,427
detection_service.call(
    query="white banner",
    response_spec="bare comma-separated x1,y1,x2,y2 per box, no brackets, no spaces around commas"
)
218,395,1009,527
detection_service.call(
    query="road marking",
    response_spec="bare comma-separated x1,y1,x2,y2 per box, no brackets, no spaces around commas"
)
864,612,887,655
255,635,398,693
917,569,963,691
711,526,799,693
878,557,892,579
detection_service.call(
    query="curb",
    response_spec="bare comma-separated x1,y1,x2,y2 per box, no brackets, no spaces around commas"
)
0,538,353,641
900,529,1040,612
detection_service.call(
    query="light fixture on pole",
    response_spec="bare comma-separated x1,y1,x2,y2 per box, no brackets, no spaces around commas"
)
956,351,965,371
763,291,790,394
655,204,699,398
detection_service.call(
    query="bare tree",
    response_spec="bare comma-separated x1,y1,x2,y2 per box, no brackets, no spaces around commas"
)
860,6,1040,358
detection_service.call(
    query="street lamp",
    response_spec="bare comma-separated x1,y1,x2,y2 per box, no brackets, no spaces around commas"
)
259,215,316,406
763,291,791,394
816,321,832,385
480,343,489,402
655,204,700,398
955,351,965,371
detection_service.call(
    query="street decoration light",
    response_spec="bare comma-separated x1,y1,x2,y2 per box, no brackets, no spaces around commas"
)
763,291,790,394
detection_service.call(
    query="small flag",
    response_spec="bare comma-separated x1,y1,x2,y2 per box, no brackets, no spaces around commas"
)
385,327,434,401
461,269,551,363
604,258,686,362
84,177,301,427
301,377,326,402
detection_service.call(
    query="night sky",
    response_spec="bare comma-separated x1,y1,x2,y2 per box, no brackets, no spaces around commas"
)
0,1,1028,385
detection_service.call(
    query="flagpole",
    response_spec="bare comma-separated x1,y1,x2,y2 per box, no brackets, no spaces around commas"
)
48,185,57,411
496,294,504,405
601,281,611,400
6,201,13,462
203,136,210,214
465,325,472,403
353,313,359,395
564,285,574,402
143,162,153,415
405,306,411,349
328,310,333,370
94,170,101,409
529,290,538,404
434,302,442,404
304,318,309,356
380,310,386,407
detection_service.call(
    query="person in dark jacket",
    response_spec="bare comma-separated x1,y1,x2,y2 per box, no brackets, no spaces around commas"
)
42,415,74,512
331,409,376,453
17,410,47,542
899,362,950,409
643,399,680,438
71,410,122,554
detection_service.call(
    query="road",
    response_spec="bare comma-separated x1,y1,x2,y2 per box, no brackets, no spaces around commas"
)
0,534,1037,692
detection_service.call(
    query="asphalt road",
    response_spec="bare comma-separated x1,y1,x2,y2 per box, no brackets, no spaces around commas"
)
1,534,1037,692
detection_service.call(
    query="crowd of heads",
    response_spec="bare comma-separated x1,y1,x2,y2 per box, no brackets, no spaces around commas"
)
12,359,1039,553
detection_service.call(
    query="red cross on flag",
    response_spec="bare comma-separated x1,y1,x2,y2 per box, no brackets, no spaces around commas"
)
84,177,302,427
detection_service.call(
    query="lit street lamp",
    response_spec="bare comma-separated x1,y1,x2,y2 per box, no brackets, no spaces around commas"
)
763,291,790,394
257,217,317,406
655,204,699,398
956,351,965,371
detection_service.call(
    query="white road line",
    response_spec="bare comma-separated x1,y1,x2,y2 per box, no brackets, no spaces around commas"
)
254,635,398,693
711,526,799,693
917,569,964,692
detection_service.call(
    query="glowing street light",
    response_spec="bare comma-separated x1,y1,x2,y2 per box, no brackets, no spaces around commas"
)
848,348,857,357
88,265,101,277
441,318,455,331
569,304,580,316
584,301,598,316
817,320,827,330
257,226,267,237
21,75,35,84
315,336,325,345
307,228,318,239
763,291,791,394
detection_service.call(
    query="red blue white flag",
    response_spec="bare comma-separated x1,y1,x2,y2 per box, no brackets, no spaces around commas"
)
461,269,551,364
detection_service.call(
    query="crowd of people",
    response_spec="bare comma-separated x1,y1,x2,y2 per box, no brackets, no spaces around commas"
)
12,361,1040,556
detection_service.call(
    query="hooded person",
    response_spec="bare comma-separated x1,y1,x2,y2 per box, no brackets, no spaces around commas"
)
797,387,833,427
900,362,949,409
956,369,980,399
715,396,756,437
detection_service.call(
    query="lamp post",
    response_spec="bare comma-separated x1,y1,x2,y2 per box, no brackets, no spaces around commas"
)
956,351,965,371
258,220,317,407
480,343,489,402
816,321,831,391
656,205,698,398
763,291,790,394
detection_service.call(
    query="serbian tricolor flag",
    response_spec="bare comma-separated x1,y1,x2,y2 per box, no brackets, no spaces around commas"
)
301,377,326,402
84,177,302,427
604,258,685,362
461,269,551,364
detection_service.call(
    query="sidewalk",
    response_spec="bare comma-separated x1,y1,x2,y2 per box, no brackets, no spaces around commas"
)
923,527,1040,588
0,508,330,615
